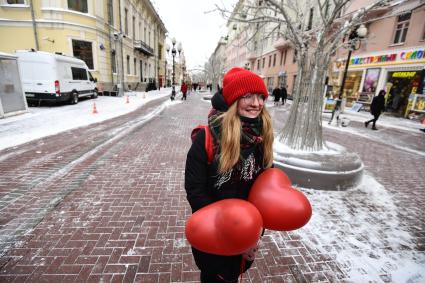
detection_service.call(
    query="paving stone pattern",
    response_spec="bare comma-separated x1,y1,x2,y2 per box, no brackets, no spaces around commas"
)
0,93,423,282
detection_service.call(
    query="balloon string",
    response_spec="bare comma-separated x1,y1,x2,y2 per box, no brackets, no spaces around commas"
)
239,258,245,283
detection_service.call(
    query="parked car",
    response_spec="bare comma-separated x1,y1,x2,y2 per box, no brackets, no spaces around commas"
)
15,50,97,105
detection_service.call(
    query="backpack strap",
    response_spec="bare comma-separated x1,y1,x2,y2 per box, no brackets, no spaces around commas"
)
191,125,214,164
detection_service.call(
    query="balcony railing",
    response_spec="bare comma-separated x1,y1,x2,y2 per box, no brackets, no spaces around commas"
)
134,40,154,56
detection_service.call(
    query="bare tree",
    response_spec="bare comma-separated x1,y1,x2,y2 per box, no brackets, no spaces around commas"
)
217,0,390,151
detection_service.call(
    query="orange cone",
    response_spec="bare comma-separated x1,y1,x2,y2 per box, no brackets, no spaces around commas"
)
422,117,425,125
92,102,98,114
126,95,129,104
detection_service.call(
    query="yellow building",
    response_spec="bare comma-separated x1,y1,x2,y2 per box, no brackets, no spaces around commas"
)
0,0,167,94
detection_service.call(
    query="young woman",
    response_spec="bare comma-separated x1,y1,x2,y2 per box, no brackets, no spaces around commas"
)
185,67,274,282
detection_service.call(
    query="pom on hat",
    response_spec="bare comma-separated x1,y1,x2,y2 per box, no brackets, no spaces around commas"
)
222,67,268,106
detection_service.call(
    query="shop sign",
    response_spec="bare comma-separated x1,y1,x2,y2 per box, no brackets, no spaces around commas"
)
350,48,425,66
391,71,416,78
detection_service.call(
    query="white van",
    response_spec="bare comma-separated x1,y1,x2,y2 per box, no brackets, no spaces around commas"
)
15,50,97,105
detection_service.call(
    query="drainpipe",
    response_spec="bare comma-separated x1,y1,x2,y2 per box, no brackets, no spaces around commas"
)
118,0,125,96
108,0,114,91
29,0,39,50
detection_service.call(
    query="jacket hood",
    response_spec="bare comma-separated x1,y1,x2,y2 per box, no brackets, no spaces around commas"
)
211,89,229,112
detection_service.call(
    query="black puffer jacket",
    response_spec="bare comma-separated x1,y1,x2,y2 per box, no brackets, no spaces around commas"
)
370,94,385,115
184,91,265,280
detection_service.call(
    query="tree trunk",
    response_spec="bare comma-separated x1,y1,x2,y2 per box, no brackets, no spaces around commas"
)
279,48,330,151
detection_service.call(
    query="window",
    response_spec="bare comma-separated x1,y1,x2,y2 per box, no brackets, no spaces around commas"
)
108,1,113,25
393,12,411,44
71,67,88,80
268,55,272,67
132,16,136,39
262,57,265,68
257,59,260,70
124,8,128,35
149,31,151,46
7,0,25,4
139,22,141,40
307,8,314,31
140,60,143,82
111,51,116,73
144,27,147,42
144,62,147,81
68,0,87,13
273,54,276,67
293,49,297,63
423,24,425,40
127,55,130,74
72,40,93,69
283,50,287,65
134,58,137,75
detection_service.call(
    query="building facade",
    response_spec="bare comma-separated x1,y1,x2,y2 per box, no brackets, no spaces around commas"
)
215,0,424,117
333,0,425,117
0,0,167,94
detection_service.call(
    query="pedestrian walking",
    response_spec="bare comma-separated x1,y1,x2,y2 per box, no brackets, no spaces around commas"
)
181,82,188,100
280,85,287,105
365,90,386,130
272,86,280,106
185,67,274,283
328,96,342,126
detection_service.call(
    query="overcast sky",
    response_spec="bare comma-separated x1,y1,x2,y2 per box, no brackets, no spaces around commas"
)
152,0,238,71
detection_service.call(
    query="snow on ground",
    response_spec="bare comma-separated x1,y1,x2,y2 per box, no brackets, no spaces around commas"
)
284,175,425,282
0,88,174,151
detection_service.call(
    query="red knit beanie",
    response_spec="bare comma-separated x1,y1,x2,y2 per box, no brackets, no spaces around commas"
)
222,67,268,106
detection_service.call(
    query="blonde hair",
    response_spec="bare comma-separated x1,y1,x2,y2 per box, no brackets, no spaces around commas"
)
217,103,274,173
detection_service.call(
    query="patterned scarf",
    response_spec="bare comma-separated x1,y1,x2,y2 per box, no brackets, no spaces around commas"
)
207,109,263,160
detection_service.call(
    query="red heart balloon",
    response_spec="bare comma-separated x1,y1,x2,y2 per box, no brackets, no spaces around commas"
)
249,168,312,231
185,199,263,256
254,167,292,187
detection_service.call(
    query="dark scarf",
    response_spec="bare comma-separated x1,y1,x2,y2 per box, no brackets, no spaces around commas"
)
207,109,263,160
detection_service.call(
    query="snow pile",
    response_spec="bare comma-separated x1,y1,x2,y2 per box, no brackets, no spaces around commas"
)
289,174,424,282
0,89,173,151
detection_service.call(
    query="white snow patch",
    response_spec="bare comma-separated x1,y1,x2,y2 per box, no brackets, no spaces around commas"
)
174,238,187,248
126,248,136,256
286,174,425,282
0,89,173,151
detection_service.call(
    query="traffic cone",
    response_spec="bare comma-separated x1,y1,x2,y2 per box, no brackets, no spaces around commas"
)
126,95,129,104
422,117,425,125
92,102,98,114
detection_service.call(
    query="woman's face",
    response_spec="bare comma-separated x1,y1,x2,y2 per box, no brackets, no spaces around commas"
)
237,93,265,118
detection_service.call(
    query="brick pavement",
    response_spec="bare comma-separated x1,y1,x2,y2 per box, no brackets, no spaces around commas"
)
0,93,424,282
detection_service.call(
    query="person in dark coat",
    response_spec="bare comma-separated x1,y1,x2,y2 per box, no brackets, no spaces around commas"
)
272,86,280,105
185,67,274,283
328,96,342,125
280,85,287,105
365,90,386,130
181,82,188,100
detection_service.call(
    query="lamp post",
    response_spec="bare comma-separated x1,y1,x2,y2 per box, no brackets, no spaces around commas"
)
167,37,182,100
338,24,368,100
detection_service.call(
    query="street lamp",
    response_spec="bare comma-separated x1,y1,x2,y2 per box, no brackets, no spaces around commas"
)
167,37,182,100
338,24,368,100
